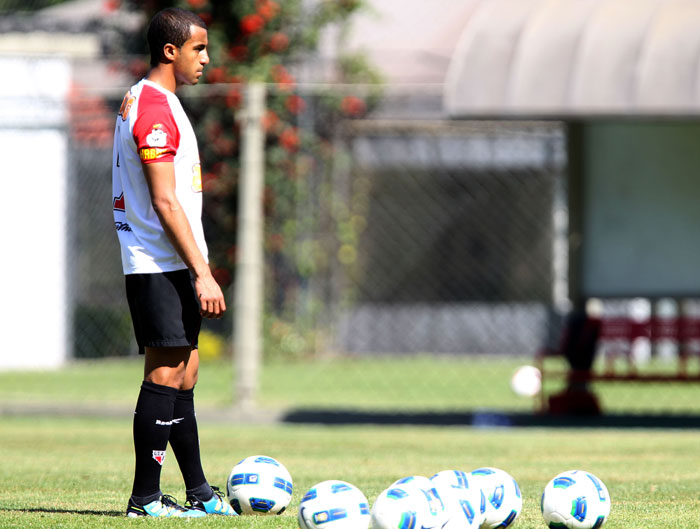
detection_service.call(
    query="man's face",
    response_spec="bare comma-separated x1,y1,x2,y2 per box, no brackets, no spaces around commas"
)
173,25,209,86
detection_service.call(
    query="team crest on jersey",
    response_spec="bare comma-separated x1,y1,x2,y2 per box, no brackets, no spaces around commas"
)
152,450,166,465
113,192,125,212
146,124,167,147
192,163,202,192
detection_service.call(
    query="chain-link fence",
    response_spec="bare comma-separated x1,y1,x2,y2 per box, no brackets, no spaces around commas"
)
8,65,700,416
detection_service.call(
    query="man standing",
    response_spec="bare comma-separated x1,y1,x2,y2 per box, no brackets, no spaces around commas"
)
112,7,236,518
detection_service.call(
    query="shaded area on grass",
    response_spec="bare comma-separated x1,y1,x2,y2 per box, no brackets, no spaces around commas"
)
282,408,700,429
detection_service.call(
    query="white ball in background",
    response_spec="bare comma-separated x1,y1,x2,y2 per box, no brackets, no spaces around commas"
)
510,365,542,397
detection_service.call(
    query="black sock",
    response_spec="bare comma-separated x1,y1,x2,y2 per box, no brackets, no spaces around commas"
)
131,380,178,504
169,387,211,499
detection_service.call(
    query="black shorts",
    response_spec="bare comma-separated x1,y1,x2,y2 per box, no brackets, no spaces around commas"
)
125,269,201,354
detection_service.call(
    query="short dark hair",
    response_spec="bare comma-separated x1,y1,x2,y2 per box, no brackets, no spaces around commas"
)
147,8,207,66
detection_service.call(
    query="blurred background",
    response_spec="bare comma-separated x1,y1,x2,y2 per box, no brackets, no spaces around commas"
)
3,0,700,421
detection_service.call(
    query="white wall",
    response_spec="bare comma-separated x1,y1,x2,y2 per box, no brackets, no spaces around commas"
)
0,56,71,369
582,122,700,297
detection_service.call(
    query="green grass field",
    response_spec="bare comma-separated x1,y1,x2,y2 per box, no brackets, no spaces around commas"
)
2,358,700,528
1,355,700,415
2,415,700,528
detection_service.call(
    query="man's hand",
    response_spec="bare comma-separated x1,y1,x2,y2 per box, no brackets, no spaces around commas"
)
194,273,226,319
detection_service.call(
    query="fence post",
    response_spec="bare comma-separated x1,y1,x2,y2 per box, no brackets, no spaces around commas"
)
234,82,266,412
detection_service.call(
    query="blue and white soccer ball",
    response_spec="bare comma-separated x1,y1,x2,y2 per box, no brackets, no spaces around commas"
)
469,467,522,529
371,476,450,529
298,480,371,529
225,455,293,515
541,470,611,529
431,470,485,529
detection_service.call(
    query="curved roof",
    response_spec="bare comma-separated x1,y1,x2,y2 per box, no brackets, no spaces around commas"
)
444,0,700,116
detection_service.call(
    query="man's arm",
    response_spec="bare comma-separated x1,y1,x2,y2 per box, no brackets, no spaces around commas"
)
143,161,225,319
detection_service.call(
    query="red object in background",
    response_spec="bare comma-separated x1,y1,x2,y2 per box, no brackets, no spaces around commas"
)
212,267,232,287
262,110,280,133
340,95,366,117
256,0,280,20
285,94,306,115
225,87,243,109
241,13,265,35
206,67,226,84
279,127,300,152
268,32,290,53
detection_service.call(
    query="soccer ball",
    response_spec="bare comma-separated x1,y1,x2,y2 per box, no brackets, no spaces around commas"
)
298,480,371,529
430,470,485,528
510,365,542,397
225,455,293,515
470,467,522,529
371,476,450,529
541,470,611,529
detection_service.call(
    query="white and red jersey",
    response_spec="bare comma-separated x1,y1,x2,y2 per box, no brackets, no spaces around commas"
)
112,78,207,274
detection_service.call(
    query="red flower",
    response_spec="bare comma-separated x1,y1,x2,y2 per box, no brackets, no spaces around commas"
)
225,87,243,109
340,95,366,117
271,64,288,81
268,32,289,53
228,45,248,62
206,67,226,84
279,127,300,152
240,13,265,35
271,65,296,92
257,0,280,21
285,94,306,115
103,0,121,12
187,0,208,8
261,110,280,132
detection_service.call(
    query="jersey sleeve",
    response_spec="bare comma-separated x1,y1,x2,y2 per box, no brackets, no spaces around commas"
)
132,85,181,164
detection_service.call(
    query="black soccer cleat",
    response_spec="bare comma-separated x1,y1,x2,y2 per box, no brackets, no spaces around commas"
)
126,494,206,518
185,486,238,516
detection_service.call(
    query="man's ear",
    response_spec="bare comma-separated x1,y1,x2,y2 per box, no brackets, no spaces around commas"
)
163,43,178,62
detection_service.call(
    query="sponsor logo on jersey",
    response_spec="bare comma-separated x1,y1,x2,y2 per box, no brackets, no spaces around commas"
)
146,124,167,147
139,147,170,161
191,163,202,192
115,221,132,232
152,450,166,465
119,91,135,121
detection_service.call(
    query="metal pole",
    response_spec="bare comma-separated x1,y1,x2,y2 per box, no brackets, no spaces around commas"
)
234,82,266,413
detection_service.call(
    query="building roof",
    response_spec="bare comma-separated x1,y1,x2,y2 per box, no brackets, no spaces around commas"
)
443,0,700,117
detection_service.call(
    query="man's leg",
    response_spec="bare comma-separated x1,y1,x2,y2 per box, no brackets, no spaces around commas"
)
168,348,236,515
129,346,190,506
169,348,208,495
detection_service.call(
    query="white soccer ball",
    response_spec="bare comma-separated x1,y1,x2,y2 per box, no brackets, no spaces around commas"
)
541,470,611,529
371,477,450,529
470,467,522,529
430,470,485,529
298,480,371,529
225,455,293,515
